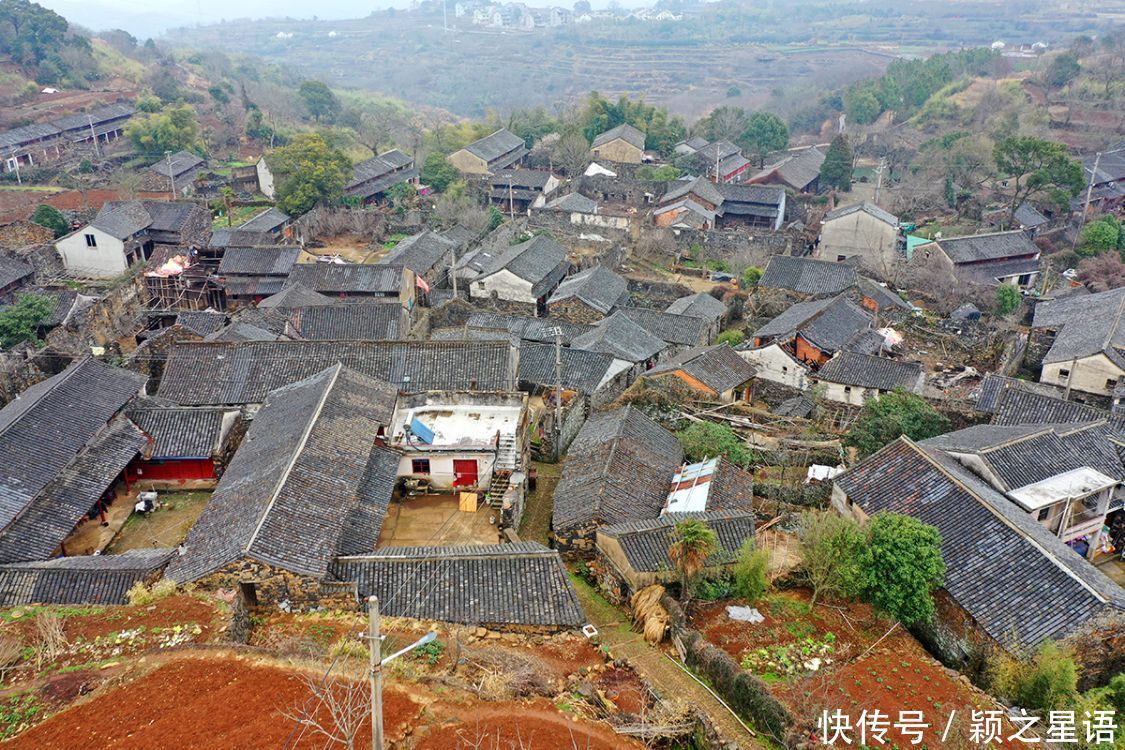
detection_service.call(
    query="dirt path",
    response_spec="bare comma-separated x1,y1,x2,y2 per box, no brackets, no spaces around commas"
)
518,460,560,545
571,577,766,750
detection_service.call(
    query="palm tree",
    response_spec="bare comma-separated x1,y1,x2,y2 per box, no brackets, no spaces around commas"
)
668,519,718,604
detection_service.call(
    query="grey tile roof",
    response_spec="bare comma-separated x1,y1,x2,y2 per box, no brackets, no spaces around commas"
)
553,406,683,533
992,388,1124,431
816,351,922,391
753,298,834,341
666,292,726,321
463,129,528,165
800,297,873,352
157,340,517,405
545,192,598,213
754,147,825,190
237,207,290,233
975,374,1064,414
591,123,646,150
1032,287,1125,365
857,277,912,311
834,438,1124,651
0,122,62,150
205,321,281,342
1014,203,1049,229
518,342,617,395
377,230,455,276
617,307,710,347
330,543,584,628
661,176,724,207
207,229,280,249
174,310,228,337
127,406,233,458
0,549,174,607
930,230,1039,264
599,511,756,572
346,150,416,198
467,311,593,344
49,103,134,133
714,182,785,211
572,311,667,363
476,235,569,297
645,344,756,394
218,246,300,276
760,255,859,297
287,263,405,295
0,257,33,290
284,303,404,340
823,201,899,227
90,200,153,239
0,416,147,564
139,201,203,234
166,365,400,582
149,150,205,179
548,266,627,315
694,140,741,165
491,169,556,190
221,277,287,298
257,284,333,308
0,359,145,551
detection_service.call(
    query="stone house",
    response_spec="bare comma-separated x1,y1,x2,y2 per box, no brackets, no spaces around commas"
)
489,169,561,213
910,230,1040,289
749,146,825,194
571,311,669,376
811,351,924,406
666,292,726,341
165,364,402,609
737,342,811,391
448,129,528,176
617,307,713,351
344,149,417,205
125,404,241,485
642,343,756,401
751,294,874,367
541,192,632,230
377,229,458,291
0,256,33,302
758,255,859,299
1031,287,1125,399
815,202,903,278
0,548,174,607
469,234,569,315
590,123,646,164
547,265,629,323
287,263,417,309
147,150,206,197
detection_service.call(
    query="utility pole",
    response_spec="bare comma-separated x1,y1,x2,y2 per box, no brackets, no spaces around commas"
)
874,157,886,204
508,174,515,220
449,246,458,297
368,596,383,750
88,115,101,159
554,328,563,434
8,150,20,186
165,150,176,200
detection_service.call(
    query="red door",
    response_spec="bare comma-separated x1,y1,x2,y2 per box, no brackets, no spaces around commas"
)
453,459,478,487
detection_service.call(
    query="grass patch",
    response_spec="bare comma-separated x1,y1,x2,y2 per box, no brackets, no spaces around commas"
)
0,693,42,739
212,204,265,228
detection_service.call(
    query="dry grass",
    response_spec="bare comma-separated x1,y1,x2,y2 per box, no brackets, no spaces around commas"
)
125,578,178,607
630,586,669,645
33,613,67,671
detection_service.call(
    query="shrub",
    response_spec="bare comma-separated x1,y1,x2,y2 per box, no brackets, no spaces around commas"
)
0,294,55,350
862,513,944,626
30,204,68,238
732,541,769,603
843,389,950,458
990,641,1078,712
716,330,744,347
676,421,760,468
741,266,763,287
77,158,93,174
328,635,369,661
797,510,867,605
125,578,177,607
996,284,1022,316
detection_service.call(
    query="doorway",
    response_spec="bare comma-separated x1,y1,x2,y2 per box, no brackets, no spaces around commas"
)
453,459,478,487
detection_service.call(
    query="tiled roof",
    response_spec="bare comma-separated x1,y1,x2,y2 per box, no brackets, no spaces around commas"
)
753,297,834,340
519,343,618,395
545,192,597,213
1032,287,1125,365
476,235,569,297
666,292,726,321
753,147,825,190
835,439,1124,650
661,176,724,207
0,549,174,607
90,200,153,239
815,351,922,391
599,511,756,572
571,311,667,363
207,229,279,249
857,277,912,311
467,311,593,344
174,310,227,337
345,151,417,198
218,246,300,276
378,231,455,276
127,406,233,458
548,266,627,316
714,182,785,210
221,277,287,298
929,230,1039,264
991,388,1123,431
616,307,709,347
759,255,859,297
287,264,406,295
974,374,1065,414
823,201,899,227
591,123,646,150
205,321,280,342
49,103,134,133
1014,203,1049,229
0,122,61,149
491,169,556,190
799,297,872,352
166,365,400,582
330,543,584,628
284,303,404,340
0,256,33,290
0,359,144,542
257,284,333,308
149,150,205,179
237,207,289,233
553,406,683,533
645,344,756,394
463,129,528,166
157,340,517,404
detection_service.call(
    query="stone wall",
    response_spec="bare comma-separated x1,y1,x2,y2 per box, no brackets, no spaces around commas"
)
548,296,606,325
535,393,588,462
197,557,357,612
670,227,793,270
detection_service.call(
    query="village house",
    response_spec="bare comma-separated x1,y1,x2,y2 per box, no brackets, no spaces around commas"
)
489,169,561,213
596,511,756,602
55,200,211,279
378,229,458,290
0,548,174,607
571,310,669,374
124,404,242,484
737,341,810,391
815,202,903,276
469,234,569,315
673,136,710,157
146,150,207,197
642,343,756,401
0,358,147,564
833,437,1125,677
165,364,401,609
749,146,825,193
464,310,592,344
713,183,786,230
1,103,134,173
617,307,713,350
0,256,33,302
590,123,646,164
546,265,628,323
236,207,290,236
287,263,417,309
541,192,632,230
911,230,1040,288
234,302,407,341
1074,142,1124,216
751,294,874,367
661,457,757,515
448,128,528,176
758,255,859,299
1032,286,1125,399
344,149,418,205
217,246,301,308
666,292,726,341
1012,202,1051,235
653,176,723,229
811,350,925,406
694,140,752,184
156,339,519,406
518,341,633,410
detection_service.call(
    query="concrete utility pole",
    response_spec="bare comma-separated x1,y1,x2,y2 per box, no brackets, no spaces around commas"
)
508,174,515,220
552,328,563,437
88,115,101,159
874,157,886,204
8,150,20,186
165,150,176,199
450,246,458,297
368,596,383,750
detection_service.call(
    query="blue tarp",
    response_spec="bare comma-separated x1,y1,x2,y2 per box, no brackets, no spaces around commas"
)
409,417,434,444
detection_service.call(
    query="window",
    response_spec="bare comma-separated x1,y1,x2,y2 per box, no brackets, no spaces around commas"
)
84,234,97,247
836,255,847,262
1018,274,1032,286
411,458,431,474
844,386,852,394
1038,507,1051,521
1058,368,1070,378
1107,379,1119,391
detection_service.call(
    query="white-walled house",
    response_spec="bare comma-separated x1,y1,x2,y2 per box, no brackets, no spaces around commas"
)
469,234,569,315
811,351,924,406
737,343,810,390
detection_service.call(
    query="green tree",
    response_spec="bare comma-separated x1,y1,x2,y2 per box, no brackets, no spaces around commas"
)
269,133,351,216
741,266,762,287
134,94,162,113
668,519,718,603
990,641,1079,713
1045,52,1082,90
0,0,69,68
740,112,788,168
1077,216,1124,257
0,294,54,349
298,80,341,123
676,421,758,467
820,135,854,191
421,152,458,192
579,92,686,155
30,204,67,238
844,87,882,125
993,136,1085,224
996,284,1022,316
861,513,945,626
124,105,200,157
487,205,505,231
843,389,950,458
798,510,867,605
732,540,769,603
694,105,748,143
715,330,744,347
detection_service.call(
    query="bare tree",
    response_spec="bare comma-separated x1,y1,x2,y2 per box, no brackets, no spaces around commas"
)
552,132,590,177
283,671,371,750
434,193,489,234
